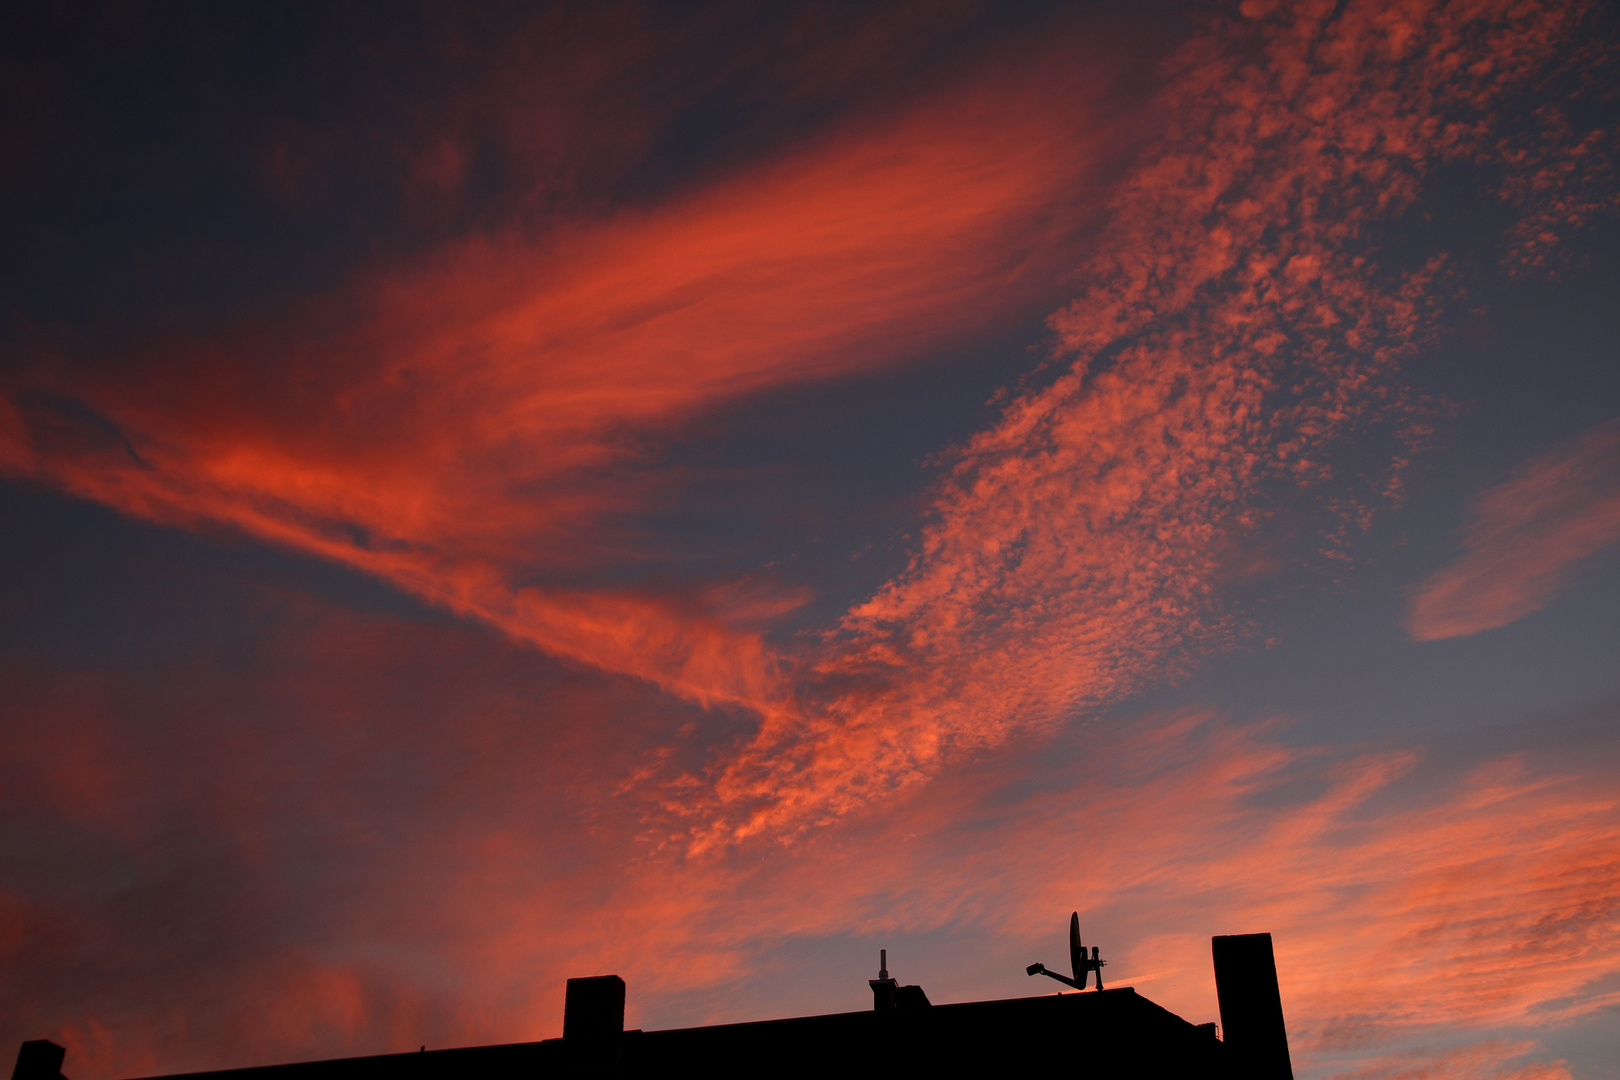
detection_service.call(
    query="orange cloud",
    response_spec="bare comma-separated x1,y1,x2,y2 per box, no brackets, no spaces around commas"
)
0,52,1128,709
1497,104,1620,278
5,5,1619,1079
685,0,1605,844
1310,1041,1573,1080
4,0,1608,834
657,713,1620,1080
1407,418,1620,641
4,585,1615,1079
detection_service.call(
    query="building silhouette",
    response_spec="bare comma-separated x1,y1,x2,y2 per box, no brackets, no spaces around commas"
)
12,926,1292,1079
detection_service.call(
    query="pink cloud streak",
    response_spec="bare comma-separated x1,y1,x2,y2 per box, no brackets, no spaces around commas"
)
1408,418,1620,641
4,0,1607,853
10,634,1615,1080
0,53,1127,711
686,0,1605,845
3,4,1619,1079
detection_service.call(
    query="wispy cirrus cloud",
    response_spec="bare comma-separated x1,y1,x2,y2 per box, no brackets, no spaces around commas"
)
3,0,1609,846
0,48,1130,710
9,602,1616,1080
1313,1041,1573,1080
688,0,1605,845
1408,418,1620,641
680,710,1620,1080
4,4,1620,1079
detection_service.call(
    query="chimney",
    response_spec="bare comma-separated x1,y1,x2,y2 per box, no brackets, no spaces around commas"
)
869,949,898,1012
11,1040,66,1080
563,975,626,1043
1212,933,1293,1080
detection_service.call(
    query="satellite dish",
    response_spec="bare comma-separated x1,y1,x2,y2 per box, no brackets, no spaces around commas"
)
1026,912,1107,991
1069,912,1085,987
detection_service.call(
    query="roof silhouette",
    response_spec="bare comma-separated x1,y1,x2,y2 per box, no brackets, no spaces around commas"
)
12,922,1293,1079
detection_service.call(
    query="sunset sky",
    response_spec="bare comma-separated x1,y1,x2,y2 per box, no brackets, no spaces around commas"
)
3,3,1619,1078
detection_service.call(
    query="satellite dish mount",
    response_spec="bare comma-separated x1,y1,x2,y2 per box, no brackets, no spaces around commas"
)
1026,912,1106,991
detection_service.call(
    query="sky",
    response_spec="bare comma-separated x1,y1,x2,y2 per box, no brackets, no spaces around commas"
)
2,2,1618,1078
